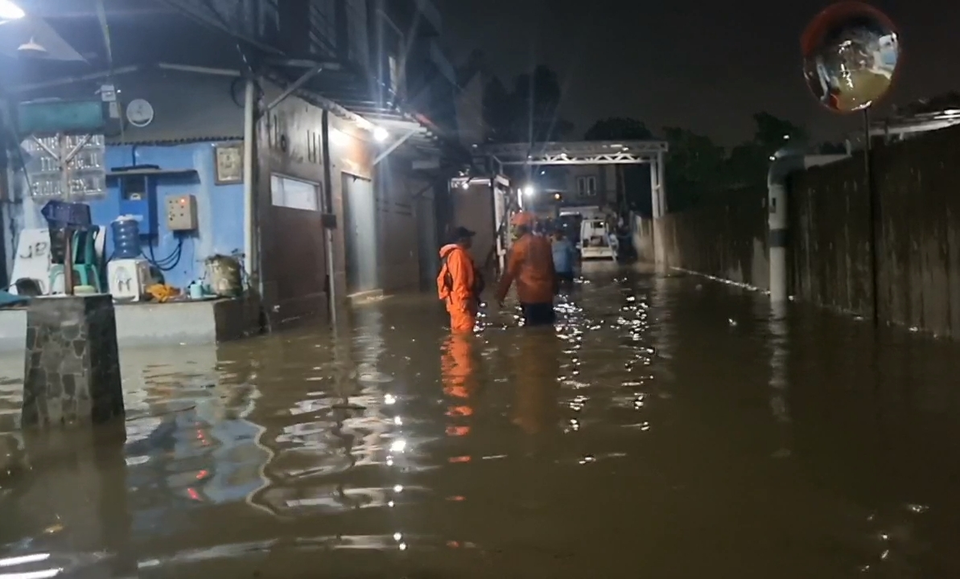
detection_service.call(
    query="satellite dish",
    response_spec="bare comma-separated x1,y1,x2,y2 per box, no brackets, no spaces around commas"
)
801,1,901,113
17,36,47,57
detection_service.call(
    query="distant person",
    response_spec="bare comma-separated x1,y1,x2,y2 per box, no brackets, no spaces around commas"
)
496,212,558,326
437,227,484,334
551,230,577,285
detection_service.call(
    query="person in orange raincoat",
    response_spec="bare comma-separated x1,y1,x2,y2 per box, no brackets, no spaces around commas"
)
495,212,559,327
438,226,484,334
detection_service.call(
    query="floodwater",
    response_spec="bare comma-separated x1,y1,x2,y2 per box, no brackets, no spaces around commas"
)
3,263,960,577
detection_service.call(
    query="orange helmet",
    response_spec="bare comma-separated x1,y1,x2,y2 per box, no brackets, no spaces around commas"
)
511,211,535,227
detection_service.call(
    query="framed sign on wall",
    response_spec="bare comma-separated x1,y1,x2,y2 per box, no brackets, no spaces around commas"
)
214,143,243,185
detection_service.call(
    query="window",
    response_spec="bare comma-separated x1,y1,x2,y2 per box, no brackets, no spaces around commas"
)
271,174,320,211
577,176,597,197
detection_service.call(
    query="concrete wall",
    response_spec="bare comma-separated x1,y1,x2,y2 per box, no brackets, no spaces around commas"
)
653,185,770,290
642,123,960,338
631,213,655,263
791,126,960,336
789,157,872,316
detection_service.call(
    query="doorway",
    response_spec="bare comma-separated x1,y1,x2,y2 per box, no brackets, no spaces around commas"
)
342,174,378,294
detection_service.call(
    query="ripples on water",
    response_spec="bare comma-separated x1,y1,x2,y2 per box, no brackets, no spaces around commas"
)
2,264,960,577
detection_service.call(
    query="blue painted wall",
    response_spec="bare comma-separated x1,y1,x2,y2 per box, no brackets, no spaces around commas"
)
81,142,246,290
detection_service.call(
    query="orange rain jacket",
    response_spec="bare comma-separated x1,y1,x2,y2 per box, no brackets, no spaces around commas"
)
438,244,482,332
496,233,558,305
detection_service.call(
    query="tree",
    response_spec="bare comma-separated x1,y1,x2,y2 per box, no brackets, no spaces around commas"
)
752,112,807,151
584,117,652,141
482,64,573,143
721,112,807,188
662,127,726,211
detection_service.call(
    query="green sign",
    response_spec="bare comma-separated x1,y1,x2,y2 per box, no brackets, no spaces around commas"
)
17,100,106,136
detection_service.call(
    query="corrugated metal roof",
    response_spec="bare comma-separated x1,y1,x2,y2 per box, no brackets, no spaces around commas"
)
106,135,243,147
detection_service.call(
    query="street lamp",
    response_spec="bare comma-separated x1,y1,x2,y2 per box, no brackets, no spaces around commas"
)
523,185,535,197
0,0,25,20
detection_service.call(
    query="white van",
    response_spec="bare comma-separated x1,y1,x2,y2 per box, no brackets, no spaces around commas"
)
578,218,617,260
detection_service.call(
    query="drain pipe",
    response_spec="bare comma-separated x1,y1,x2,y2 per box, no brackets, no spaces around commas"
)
242,78,258,293
767,152,851,302
321,110,338,325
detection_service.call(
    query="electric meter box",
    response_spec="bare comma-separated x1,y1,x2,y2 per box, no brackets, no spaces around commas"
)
166,194,198,231
117,173,158,235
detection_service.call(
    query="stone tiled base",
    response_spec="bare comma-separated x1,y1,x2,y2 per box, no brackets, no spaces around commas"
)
22,294,124,427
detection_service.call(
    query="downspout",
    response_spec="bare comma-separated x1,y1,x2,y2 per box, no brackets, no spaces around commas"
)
321,110,337,325
242,78,258,294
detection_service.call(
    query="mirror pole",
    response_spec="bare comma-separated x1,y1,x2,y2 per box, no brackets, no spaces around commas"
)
863,107,880,328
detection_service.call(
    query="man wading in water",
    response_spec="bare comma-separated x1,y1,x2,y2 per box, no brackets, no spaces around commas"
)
496,212,558,326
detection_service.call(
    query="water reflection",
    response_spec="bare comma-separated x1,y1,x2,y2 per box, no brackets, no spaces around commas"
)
2,268,960,575
511,328,560,438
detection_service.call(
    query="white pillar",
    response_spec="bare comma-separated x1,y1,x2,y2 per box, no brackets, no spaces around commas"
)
768,180,788,302
649,161,661,218
767,154,850,302
650,158,667,269
656,151,667,214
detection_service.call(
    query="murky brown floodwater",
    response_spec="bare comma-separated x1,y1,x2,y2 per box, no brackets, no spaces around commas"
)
3,263,960,577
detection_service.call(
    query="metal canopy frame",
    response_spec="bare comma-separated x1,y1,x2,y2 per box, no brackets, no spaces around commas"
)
477,140,668,166
474,140,669,219
870,110,960,140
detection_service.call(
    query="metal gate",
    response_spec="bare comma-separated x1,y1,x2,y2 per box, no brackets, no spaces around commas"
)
342,174,378,294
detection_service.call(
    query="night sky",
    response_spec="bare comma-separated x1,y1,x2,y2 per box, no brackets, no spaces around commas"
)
435,0,957,145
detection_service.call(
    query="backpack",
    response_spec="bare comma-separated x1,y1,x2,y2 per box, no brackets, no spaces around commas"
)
437,248,484,301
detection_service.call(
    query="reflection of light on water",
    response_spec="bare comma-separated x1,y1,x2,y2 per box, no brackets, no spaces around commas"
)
0,553,51,567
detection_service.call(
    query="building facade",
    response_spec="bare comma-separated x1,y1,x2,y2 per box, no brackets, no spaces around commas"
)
1,0,460,336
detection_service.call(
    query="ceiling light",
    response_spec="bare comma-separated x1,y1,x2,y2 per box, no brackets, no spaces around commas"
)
0,0,25,20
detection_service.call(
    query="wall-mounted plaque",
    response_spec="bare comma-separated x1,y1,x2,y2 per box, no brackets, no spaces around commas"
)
214,143,243,185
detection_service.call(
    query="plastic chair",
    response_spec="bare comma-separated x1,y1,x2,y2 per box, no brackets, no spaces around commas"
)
49,226,102,293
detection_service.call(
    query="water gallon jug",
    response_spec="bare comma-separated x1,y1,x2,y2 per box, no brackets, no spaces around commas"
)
111,216,141,260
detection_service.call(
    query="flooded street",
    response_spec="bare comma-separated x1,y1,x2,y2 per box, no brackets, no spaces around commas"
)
4,264,960,577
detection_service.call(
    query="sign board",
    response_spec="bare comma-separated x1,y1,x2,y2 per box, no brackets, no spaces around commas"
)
9,228,52,295
21,134,106,199
18,100,106,136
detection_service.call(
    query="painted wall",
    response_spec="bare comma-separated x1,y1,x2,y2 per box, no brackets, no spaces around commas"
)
8,142,244,291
